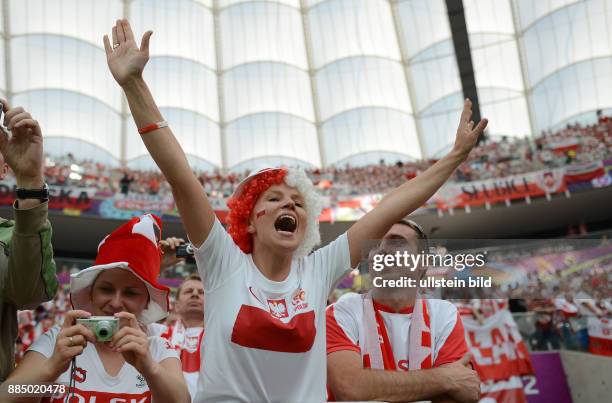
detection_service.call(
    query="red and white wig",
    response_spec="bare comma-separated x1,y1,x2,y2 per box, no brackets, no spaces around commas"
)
226,167,322,258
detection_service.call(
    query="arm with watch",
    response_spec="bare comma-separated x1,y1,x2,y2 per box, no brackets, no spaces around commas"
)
0,99,58,311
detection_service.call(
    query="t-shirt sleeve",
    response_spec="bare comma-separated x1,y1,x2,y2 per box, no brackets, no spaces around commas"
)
326,301,360,355
147,323,168,337
149,336,180,363
434,310,469,367
308,232,352,294
27,325,60,359
191,218,246,291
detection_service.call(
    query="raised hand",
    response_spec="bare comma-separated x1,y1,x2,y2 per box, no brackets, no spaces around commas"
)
0,100,44,188
103,19,153,87
159,237,186,271
453,99,488,159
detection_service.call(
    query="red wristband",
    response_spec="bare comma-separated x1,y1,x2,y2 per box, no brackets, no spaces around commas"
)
138,121,168,134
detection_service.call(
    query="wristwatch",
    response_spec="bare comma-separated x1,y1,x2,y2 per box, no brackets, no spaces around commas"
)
15,183,49,202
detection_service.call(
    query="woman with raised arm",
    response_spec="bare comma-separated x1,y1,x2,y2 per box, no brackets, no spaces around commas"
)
103,19,488,403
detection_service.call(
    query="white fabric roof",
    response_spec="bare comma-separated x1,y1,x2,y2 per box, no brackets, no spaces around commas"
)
2,0,611,170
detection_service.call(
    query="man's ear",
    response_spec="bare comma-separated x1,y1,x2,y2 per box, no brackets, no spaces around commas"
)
417,266,428,282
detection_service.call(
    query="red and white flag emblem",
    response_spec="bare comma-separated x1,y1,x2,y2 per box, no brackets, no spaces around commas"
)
267,299,288,319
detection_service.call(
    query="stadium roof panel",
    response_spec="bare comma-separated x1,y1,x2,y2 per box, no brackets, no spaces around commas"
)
1,0,611,169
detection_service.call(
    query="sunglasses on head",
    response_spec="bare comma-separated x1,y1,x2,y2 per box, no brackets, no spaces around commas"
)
398,219,427,240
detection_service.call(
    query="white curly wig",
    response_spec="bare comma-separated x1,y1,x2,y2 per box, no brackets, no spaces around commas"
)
284,167,323,258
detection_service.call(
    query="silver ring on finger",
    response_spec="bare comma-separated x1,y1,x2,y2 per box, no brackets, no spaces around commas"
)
68,336,74,347
113,43,120,49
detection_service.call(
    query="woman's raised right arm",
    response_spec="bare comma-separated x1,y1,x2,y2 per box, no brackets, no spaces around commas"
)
104,19,214,247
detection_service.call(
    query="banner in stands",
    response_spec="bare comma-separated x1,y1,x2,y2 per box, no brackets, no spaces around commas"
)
563,160,606,185
462,311,573,403
0,183,96,213
587,317,612,356
462,310,534,402
1,159,611,222
432,169,568,210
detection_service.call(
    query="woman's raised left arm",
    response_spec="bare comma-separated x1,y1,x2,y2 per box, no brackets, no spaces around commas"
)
347,99,488,267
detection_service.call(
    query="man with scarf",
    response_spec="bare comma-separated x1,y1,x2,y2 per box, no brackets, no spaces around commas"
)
149,273,204,400
326,219,479,402
149,238,203,400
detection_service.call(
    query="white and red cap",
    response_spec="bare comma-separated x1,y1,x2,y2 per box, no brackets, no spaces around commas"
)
70,214,170,325
231,166,283,199
230,165,323,257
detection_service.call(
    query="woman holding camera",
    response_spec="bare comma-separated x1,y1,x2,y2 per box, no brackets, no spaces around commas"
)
2,214,190,403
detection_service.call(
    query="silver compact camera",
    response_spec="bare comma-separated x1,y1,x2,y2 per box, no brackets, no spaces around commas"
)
76,316,119,342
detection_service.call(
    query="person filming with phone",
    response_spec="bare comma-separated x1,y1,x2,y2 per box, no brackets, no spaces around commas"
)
1,214,189,403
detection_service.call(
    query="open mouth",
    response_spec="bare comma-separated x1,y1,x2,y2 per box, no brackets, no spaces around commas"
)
274,214,297,235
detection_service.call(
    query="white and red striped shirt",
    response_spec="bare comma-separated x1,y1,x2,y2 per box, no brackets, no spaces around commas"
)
149,321,203,399
326,293,468,371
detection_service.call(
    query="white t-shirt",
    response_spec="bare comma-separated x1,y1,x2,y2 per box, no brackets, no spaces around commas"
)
575,291,599,315
28,325,180,403
327,293,468,370
193,218,350,402
149,322,203,400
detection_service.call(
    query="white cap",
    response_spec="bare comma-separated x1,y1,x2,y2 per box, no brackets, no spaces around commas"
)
231,166,284,199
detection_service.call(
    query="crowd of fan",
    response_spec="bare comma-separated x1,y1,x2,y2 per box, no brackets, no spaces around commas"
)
4,113,612,200
17,237,610,363
8,114,612,361
16,272,609,363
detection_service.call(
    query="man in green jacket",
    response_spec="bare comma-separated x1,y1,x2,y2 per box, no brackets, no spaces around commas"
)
0,100,58,381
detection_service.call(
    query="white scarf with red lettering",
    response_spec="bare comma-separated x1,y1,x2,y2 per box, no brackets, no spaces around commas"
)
170,319,187,348
359,291,432,370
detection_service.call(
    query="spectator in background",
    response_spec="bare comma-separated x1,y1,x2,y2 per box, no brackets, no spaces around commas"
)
0,100,59,382
6,112,611,201
150,274,204,400
120,172,133,196
597,109,609,124
149,176,160,195
529,298,560,350
574,284,603,351
151,236,204,399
